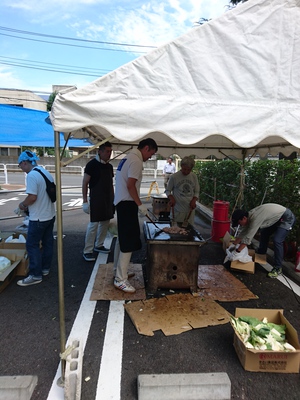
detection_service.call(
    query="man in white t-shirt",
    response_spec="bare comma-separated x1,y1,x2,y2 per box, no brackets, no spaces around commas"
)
114,138,158,293
16,150,56,286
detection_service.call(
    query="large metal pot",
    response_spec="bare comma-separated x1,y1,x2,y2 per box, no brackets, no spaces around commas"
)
151,194,170,216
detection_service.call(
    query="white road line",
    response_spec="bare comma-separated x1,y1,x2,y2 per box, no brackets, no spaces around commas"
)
95,301,124,400
277,274,300,297
47,239,113,399
260,262,300,297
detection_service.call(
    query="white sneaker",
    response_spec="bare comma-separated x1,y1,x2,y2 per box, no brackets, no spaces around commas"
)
114,279,136,293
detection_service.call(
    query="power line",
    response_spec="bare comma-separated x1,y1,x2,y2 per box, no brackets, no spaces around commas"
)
0,32,148,54
0,60,104,77
0,56,111,76
0,25,156,51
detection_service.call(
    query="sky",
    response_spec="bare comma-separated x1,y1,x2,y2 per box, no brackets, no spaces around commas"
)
0,0,232,96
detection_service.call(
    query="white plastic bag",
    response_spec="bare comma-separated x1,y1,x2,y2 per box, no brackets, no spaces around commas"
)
224,245,253,264
5,234,26,243
0,256,11,273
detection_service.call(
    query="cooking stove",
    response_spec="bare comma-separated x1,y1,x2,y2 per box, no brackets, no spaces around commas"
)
143,221,205,293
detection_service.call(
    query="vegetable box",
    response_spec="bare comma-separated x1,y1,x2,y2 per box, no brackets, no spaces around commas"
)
231,308,300,373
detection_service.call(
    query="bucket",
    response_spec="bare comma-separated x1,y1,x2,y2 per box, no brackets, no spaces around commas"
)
211,219,230,242
152,194,170,216
213,201,229,221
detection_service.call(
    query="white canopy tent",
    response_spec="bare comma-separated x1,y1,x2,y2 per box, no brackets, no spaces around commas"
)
50,0,300,384
51,0,300,159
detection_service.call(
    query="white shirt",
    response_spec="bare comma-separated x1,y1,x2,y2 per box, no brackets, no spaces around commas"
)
26,167,56,221
163,162,176,174
114,148,143,205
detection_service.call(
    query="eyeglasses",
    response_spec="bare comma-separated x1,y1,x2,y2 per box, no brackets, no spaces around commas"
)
18,161,25,168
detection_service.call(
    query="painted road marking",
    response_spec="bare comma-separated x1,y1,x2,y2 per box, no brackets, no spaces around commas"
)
95,301,124,400
47,239,113,399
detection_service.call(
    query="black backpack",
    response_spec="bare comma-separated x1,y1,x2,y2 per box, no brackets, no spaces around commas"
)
34,168,56,203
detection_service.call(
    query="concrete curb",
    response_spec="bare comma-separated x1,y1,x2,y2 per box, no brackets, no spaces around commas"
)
138,372,231,400
0,375,37,400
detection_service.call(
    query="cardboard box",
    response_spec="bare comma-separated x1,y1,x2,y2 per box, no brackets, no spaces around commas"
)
0,249,25,293
223,231,266,274
231,249,256,274
15,254,29,276
0,232,27,250
232,308,300,373
0,234,28,276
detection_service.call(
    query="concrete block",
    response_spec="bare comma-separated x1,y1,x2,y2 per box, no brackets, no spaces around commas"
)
64,339,83,400
0,375,38,400
138,372,231,400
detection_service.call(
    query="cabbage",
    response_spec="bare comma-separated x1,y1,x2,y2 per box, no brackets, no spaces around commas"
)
230,315,296,352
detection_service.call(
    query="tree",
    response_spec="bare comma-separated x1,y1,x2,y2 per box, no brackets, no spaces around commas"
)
47,91,57,111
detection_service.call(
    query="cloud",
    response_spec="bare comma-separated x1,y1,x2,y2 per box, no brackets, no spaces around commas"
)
0,66,26,90
70,0,229,48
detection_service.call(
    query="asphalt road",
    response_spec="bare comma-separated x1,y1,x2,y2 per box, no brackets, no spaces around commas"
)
0,173,300,400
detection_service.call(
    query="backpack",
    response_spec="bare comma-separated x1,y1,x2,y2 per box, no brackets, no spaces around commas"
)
33,168,56,203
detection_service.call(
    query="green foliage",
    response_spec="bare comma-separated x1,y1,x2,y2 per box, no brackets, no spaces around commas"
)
195,159,300,244
47,92,57,112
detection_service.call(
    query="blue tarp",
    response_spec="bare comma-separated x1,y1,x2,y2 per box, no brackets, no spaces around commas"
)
0,104,89,147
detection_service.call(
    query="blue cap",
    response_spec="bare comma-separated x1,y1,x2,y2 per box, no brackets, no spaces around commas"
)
18,150,40,166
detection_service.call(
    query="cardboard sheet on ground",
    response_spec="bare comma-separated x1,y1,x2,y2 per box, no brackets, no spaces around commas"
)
124,293,230,336
197,265,258,302
90,263,146,301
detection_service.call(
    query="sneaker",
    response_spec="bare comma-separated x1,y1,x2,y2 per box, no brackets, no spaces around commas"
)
114,278,136,293
83,253,96,262
94,246,110,254
42,270,50,276
267,267,282,278
17,275,42,286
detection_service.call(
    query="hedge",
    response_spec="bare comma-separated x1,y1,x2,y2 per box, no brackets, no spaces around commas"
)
194,159,300,245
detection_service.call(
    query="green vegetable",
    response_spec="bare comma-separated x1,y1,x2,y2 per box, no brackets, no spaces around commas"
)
230,315,295,352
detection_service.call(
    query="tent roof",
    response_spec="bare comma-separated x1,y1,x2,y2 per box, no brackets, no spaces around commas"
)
51,0,300,159
0,104,89,148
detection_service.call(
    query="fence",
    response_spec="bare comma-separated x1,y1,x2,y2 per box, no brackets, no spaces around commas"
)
0,163,163,186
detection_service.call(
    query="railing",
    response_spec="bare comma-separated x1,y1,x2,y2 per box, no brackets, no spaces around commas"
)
44,165,84,176
1,163,164,188
4,164,84,175
0,163,8,184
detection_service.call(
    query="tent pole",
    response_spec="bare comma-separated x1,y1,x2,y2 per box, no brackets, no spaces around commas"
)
54,130,66,386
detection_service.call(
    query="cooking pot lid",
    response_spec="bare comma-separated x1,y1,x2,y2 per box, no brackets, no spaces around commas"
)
151,194,168,199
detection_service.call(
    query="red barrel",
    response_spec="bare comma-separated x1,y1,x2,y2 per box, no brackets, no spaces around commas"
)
211,220,231,242
213,201,229,221
212,200,230,242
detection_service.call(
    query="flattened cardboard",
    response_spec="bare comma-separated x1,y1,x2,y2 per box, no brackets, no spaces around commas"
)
124,293,230,336
222,231,234,252
198,265,257,301
232,308,300,373
90,263,146,301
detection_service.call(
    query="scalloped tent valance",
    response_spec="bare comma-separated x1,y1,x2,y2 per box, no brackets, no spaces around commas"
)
50,0,300,159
